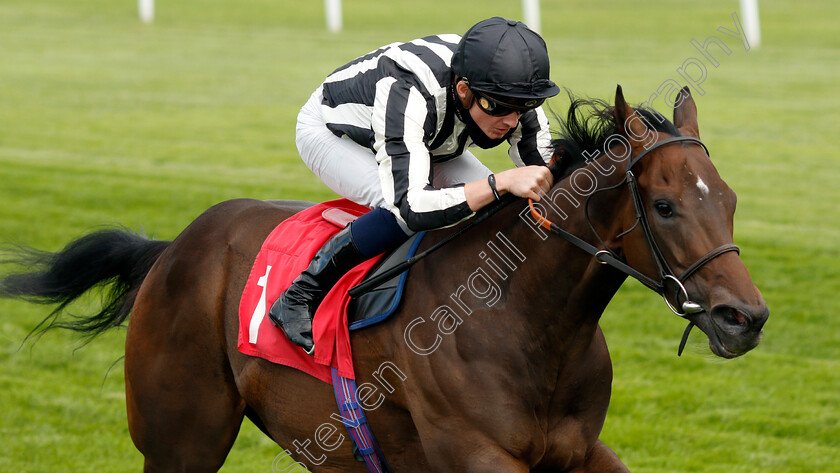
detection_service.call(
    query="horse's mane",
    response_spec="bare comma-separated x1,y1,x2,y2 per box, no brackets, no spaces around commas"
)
549,92,682,179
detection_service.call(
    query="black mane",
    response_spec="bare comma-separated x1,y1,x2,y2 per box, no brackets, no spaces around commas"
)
549,93,681,178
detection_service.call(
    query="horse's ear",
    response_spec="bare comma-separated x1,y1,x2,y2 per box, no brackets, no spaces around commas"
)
673,86,700,138
613,85,649,145
613,85,631,131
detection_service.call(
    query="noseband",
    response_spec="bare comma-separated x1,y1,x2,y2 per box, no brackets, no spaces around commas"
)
532,136,740,320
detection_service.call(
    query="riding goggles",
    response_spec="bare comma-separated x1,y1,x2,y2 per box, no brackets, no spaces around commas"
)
473,90,544,116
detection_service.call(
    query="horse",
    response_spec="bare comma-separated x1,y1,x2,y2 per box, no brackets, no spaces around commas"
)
0,86,768,472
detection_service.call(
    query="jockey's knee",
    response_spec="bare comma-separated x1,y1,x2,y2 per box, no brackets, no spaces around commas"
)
350,207,411,258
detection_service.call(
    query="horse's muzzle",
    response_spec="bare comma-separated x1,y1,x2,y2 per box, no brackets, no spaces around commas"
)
707,303,769,357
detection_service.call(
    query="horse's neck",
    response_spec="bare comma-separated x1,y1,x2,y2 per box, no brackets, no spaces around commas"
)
484,159,630,350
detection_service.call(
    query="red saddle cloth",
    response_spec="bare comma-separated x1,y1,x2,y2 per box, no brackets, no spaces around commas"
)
237,199,383,383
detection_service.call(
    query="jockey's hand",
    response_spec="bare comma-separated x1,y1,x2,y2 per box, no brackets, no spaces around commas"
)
465,165,554,211
495,165,554,201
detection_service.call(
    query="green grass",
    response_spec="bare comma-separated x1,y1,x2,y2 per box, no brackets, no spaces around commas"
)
1,0,838,471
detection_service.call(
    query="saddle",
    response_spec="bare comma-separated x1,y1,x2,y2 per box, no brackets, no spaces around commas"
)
237,199,421,382
348,232,424,329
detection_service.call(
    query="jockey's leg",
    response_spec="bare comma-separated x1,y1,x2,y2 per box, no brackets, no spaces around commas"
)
296,85,386,208
268,207,409,353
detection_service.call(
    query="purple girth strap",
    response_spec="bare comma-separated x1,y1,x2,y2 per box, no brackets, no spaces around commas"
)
331,367,392,473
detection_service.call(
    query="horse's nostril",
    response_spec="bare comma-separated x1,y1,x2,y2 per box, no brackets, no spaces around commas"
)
724,307,747,327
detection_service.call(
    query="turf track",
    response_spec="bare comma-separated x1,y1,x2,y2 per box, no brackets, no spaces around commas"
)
1,1,838,471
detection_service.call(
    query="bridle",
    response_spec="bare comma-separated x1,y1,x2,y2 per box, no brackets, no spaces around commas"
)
531,136,740,324
352,135,739,355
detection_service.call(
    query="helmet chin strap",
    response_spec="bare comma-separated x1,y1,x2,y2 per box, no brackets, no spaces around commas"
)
451,80,509,149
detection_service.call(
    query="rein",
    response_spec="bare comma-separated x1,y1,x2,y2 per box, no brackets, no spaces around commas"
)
349,158,570,297
528,136,740,353
350,136,738,354
349,193,520,298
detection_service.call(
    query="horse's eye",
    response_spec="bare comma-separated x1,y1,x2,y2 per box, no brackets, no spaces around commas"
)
654,202,674,218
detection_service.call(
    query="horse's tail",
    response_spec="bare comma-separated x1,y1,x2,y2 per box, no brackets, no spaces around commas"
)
0,228,171,342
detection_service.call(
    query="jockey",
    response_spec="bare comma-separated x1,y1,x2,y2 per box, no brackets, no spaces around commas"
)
268,17,561,353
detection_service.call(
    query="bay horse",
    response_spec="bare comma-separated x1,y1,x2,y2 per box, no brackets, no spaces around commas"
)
0,86,768,472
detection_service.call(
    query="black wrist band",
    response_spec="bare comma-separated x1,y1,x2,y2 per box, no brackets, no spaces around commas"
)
488,174,501,200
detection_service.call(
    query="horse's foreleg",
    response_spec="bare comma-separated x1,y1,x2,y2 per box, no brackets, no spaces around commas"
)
417,435,529,473
463,446,530,473
567,440,630,473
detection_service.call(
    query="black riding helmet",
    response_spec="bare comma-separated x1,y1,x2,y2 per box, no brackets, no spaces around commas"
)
452,17,560,105
450,17,560,148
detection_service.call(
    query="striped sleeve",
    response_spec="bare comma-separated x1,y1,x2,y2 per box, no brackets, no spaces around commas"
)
373,79,473,232
508,106,554,166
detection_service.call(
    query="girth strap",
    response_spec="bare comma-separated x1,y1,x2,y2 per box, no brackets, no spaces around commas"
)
331,368,392,473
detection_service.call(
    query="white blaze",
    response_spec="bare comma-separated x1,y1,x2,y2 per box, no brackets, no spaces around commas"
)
696,177,710,196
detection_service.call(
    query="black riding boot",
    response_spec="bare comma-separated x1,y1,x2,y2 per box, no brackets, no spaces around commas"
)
267,225,366,354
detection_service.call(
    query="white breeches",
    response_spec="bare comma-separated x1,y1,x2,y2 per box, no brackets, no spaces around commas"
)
295,86,492,218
